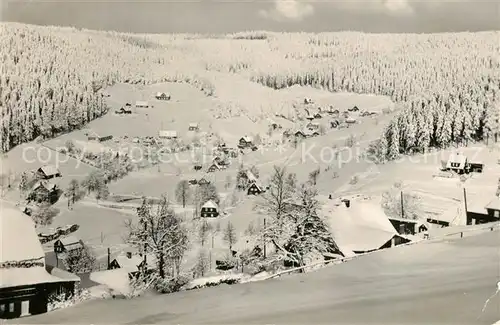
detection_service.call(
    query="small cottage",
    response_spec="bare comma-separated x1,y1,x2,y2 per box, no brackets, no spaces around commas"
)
198,178,210,185
306,122,320,131
109,251,156,276
158,130,178,140
28,181,58,204
207,163,221,173
247,182,264,195
193,164,203,171
238,136,254,149
445,153,468,174
135,101,149,108
53,236,83,254
37,165,61,180
314,112,322,119
87,131,113,142
188,123,199,131
201,200,219,218
155,92,170,100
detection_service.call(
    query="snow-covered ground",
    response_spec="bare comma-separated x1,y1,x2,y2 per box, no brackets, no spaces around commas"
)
18,230,500,324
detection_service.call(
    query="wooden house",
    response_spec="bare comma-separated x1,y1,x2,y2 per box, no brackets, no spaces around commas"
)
158,130,178,140
109,251,156,276
321,197,411,257
155,92,170,100
87,131,113,142
201,200,219,218
198,178,210,185
247,182,264,195
445,153,468,174
306,122,320,131
467,196,500,225
467,161,484,173
0,208,80,319
28,181,58,204
36,165,61,180
388,217,429,235
188,123,199,131
238,136,254,149
193,164,203,171
53,236,83,254
207,163,221,173
135,101,149,108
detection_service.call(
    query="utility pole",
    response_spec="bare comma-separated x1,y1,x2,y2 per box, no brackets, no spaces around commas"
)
107,247,111,270
263,218,267,258
463,187,469,224
400,191,404,219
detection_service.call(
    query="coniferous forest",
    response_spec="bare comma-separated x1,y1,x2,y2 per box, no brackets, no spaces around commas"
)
1,23,499,159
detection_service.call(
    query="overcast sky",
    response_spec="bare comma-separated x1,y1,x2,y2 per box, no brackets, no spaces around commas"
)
1,0,499,34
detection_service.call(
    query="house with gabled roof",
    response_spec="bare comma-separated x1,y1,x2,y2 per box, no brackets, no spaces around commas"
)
0,207,80,319
201,200,219,218
28,181,59,204
247,182,265,195
155,92,170,100
188,122,199,131
467,195,500,225
135,101,149,108
207,162,221,173
238,136,254,149
37,165,61,180
53,236,83,254
388,217,429,236
158,130,178,139
446,152,468,174
87,130,113,142
320,196,411,257
108,250,157,276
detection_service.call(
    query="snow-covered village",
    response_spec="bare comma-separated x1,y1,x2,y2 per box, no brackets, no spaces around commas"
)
1,2,500,324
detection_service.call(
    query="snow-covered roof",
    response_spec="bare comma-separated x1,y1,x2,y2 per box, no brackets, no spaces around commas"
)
90,269,132,296
31,180,57,192
246,170,257,182
113,255,143,273
485,196,500,211
446,153,467,169
58,235,81,246
0,267,75,289
320,197,399,257
189,122,199,127
1,208,45,264
135,100,149,106
202,200,218,210
240,136,254,143
38,165,60,176
155,92,170,97
158,130,178,138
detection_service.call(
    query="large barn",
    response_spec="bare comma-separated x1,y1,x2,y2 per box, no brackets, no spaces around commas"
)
0,208,80,319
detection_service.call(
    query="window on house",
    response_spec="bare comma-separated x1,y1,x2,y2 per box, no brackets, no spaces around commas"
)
9,303,14,313
0,304,5,312
495,210,499,218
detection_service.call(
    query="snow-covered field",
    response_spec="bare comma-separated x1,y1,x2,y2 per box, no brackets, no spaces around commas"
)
19,230,500,324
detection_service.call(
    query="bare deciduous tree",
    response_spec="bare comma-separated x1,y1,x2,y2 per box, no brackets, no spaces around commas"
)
64,245,97,274
198,219,213,247
175,180,191,208
223,221,237,250
125,196,189,279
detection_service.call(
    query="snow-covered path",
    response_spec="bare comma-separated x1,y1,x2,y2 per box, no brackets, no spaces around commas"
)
19,230,500,324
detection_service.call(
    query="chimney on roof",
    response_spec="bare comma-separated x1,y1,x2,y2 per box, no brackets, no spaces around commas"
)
126,251,132,259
